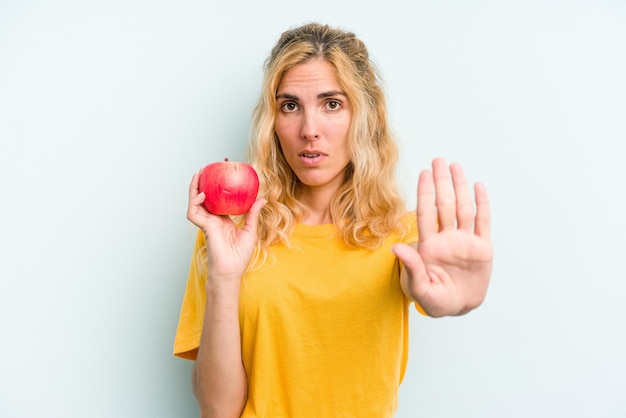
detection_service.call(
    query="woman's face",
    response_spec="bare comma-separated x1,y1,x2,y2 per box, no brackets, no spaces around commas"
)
274,58,352,195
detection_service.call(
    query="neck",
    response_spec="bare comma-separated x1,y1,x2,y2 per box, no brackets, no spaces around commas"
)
301,210,332,225
298,186,334,225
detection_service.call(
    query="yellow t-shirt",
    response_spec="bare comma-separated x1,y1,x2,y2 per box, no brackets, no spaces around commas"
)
174,214,419,417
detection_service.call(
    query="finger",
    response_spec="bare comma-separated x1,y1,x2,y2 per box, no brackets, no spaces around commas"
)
416,169,437,241
432,158,456,231
242,198,267,236
392,243,424,275
450,162,473,232
188,171,201,198
474,182,491,239
190,191,206,207
188,172,206,206
392,243,429,297
187,172,208,224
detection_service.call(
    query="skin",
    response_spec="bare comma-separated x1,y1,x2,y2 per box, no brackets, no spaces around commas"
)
186,58,493,417
274,58,353,225
187,171,264,417
393,159,493,317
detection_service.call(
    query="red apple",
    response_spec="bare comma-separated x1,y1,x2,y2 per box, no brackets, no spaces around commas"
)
198,158,260,215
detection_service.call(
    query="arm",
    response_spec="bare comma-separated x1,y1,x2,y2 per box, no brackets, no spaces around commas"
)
192,277,246,417
186,171,265,417
393,158,493,317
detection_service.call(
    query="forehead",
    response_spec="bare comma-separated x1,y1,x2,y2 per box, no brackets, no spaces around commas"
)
277,59,341,92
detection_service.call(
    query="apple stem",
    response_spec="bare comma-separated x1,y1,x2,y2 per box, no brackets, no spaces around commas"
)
225,158,229,162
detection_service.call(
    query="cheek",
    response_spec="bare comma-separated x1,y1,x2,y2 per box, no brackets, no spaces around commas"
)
275,136,297,168
275,112,295,130
276,128,289,151
275,131,290,150
275,120,299,146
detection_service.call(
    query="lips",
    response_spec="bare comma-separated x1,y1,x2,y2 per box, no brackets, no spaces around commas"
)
298,150,326,166
299,149,326,158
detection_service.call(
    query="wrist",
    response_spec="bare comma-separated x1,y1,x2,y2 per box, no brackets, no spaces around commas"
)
206,273,242,294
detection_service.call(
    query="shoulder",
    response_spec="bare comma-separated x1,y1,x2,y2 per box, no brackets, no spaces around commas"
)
399,211,418,244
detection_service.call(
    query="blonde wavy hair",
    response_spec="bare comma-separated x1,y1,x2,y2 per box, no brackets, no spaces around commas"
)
249,22,407,257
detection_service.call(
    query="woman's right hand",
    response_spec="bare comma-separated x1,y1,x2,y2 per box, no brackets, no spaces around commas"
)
187,171,266,282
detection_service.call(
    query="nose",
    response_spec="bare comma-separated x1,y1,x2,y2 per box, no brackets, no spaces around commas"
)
300,110,319,141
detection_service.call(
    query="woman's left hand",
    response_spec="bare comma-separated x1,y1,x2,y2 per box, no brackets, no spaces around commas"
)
392,158,493,317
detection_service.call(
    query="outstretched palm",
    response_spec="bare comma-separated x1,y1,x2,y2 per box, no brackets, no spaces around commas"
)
393,158,493,317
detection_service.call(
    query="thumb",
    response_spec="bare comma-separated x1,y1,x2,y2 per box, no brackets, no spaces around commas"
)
242,198,267,236
392,243,428,285
392,243,420,270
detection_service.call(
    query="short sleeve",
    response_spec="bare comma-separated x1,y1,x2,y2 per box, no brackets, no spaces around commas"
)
173,229,207,360
401,211,418,245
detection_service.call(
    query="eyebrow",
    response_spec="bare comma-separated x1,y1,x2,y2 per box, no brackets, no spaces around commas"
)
275,90,346,100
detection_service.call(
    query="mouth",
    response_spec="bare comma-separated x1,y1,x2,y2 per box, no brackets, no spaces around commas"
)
298,150,326,166
299,150,326,158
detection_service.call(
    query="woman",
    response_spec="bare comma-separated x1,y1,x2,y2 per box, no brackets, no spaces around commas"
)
174,22,493,418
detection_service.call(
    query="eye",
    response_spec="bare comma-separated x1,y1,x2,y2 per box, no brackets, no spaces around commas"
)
326,100,341,111
281,102,299,112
